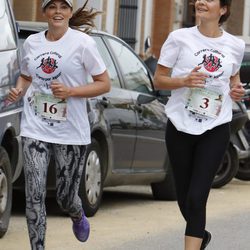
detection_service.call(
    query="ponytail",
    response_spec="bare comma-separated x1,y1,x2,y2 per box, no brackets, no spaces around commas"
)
69,0,102,33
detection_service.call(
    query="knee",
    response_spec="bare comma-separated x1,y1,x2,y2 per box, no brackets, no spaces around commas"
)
25,188,46,205
186,191,207,212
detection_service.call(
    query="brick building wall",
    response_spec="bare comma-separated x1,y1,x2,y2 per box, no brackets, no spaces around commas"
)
13,0,39,21
12,0,78,21
226,0,244,36
12,0,246,57
151,0,175,58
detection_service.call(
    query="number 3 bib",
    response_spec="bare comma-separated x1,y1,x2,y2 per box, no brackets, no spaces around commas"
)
186,88,223,119
34,93,67,121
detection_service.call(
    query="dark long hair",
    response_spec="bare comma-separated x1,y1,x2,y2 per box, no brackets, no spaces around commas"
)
219,0,231,25
69,0,102,33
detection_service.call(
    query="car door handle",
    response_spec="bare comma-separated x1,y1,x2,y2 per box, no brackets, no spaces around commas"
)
136,104,143,113
143,122,151,128
99,97,110,108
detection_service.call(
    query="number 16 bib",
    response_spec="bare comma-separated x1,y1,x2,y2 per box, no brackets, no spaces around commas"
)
34,93,67,121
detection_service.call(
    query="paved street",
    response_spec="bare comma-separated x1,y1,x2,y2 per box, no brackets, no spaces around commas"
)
1,179,250,250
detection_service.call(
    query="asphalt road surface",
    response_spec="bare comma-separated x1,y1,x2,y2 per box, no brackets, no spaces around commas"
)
1,179,250,250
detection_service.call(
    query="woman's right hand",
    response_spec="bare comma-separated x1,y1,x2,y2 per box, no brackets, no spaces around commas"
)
183,66,207,88
7,88,23,103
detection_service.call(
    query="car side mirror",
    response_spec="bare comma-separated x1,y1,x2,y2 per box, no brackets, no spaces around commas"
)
144,36,151,52
155,90,171,105
137,94,156,104
137,90,171,105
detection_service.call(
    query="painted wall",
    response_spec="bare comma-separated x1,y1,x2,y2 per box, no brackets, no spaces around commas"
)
105,0,115,34
76,0,103,29
243,0,250,44
11,0,248,55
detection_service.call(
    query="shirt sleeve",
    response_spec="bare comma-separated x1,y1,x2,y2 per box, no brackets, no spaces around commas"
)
232,39,245,76
82,37,106,76
158,32,180,68
20,38,31,77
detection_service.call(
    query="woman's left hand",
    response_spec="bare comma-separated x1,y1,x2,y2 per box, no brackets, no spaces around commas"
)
50,81,71,99
230,83,245,101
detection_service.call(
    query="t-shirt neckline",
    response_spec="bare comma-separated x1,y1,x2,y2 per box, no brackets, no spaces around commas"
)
41,27,71,44
195,25,225,42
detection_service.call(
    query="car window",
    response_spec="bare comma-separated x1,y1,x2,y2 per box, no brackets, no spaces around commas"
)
18,32,30,57
240,51,250,84
106,37,152,94
0,0,16,51
92,36,121,88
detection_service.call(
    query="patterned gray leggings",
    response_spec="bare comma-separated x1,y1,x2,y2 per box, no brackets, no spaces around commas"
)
22,137,86,250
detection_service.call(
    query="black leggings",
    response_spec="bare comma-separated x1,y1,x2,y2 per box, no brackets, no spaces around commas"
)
165,121,230,238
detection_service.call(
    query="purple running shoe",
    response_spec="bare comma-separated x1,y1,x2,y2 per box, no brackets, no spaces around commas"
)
72,211,90,242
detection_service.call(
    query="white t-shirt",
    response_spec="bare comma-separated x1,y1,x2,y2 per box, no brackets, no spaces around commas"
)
20,28,106,145
158,26,245,135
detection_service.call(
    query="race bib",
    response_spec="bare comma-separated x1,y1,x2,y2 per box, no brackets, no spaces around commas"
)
186,88,223,119
34,93,67,121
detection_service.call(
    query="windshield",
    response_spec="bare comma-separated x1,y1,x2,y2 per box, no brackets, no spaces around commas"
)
0,0,16,51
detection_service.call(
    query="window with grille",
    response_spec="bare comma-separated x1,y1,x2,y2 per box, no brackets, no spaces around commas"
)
117,0,138,49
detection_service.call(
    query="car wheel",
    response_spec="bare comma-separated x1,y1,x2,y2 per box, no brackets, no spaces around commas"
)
235,159,250,181
79,139,103,217
212,143,239,188
0,147,12,238
151,159,177,201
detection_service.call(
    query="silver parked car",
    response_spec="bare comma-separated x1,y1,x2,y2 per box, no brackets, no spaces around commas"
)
0,0,23,238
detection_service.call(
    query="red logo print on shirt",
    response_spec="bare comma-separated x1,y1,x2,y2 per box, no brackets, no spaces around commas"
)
37,56,58,74
198,54,222,72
